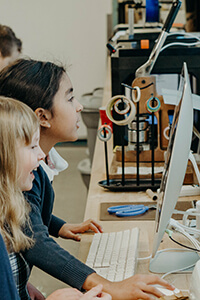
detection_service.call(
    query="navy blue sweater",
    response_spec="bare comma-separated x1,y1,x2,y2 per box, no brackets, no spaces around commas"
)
0,234,20,300
23,165,94,290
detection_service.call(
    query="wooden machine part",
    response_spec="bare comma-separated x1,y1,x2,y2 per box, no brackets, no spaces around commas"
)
116,75,175,162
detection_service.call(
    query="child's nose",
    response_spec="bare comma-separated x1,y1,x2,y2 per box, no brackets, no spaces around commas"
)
76,98,83,112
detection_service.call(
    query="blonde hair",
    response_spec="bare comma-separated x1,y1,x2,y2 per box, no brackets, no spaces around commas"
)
0,96,39,252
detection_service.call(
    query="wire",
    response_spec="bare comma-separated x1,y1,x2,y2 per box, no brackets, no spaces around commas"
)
167,220,200,251
160,238,197,279
161,262,196,279
155,220,200,278
169,235,200,252
167,31,200,41
121,82,154,90
172,225,200,251
176,222,200,239
158,31,200,53
138,254,152,261
169,217,200,238
160,41,200,53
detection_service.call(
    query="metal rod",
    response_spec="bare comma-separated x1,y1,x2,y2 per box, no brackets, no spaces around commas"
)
151,111,155,186
103,128,110,186
128,5,134,39
120,98,126,186
122,139,125,186
136,101,140,186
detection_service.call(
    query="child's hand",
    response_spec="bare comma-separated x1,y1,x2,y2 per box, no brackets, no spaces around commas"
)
46,285,111,300
46,288,82,300
105,274,174,300
81,285,112,300
58,219,103,241
27,282,45,300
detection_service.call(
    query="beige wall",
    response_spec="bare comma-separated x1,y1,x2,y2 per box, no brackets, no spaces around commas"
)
0,0,112,137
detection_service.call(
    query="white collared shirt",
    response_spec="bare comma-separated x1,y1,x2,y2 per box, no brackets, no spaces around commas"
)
40,147,68,182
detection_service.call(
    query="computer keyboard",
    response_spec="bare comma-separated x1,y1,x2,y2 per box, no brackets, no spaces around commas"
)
86,228,139,281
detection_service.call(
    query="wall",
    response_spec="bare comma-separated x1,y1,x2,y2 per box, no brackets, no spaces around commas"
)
0,0,112,137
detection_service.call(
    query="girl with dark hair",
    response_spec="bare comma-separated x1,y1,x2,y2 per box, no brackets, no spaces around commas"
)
0,59,174,300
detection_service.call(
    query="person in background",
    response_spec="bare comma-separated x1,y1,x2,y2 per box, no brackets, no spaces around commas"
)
0,24,22,71
0,59,174,300
0,96,111,300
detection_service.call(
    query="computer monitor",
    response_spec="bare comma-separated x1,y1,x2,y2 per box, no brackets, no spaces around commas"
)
149,62,199,273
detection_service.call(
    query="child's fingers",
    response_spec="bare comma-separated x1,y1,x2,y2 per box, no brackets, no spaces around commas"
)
99,292,112,300
90,220,103,233
81,284,103,299
83,219,103,233
87,220,103,233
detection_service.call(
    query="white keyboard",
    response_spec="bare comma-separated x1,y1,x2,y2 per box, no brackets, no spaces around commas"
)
86,228,139,281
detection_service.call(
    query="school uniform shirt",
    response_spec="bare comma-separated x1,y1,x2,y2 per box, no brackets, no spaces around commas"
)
9,253,31,300
40,147,68,182
23,164,95,291
0,233,20,300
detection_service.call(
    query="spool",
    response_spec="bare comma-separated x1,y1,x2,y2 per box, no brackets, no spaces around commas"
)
131,86,141,103
146,97,161,113
106,95,136,126
128,117,149,143
114,98,131,115
97,124,112,142
163,126,170,140
146,188,158,201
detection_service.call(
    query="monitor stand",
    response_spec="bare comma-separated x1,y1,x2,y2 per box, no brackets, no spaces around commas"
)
149,250,199,273
150,151,200,273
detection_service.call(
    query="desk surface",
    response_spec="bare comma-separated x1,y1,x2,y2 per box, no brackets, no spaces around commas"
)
78,58,200,292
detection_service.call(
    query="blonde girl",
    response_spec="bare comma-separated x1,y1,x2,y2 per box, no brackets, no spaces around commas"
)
0,97,44,299
0,97,41,252
0,97,111,300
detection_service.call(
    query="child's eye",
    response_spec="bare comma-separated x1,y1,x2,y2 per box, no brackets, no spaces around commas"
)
31,145,38,149
68,96,74,102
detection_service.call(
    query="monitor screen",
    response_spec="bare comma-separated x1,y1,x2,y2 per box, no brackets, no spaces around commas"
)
151,62,193,260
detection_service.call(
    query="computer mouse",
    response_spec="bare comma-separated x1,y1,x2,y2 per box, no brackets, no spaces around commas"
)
153,285,181,297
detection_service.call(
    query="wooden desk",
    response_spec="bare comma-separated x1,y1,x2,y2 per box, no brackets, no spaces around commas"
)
78,58,200,292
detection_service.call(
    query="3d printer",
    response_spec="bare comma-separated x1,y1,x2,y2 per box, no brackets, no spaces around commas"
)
99,0,200,191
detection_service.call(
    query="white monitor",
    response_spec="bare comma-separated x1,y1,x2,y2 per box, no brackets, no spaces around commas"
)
149,62,199,273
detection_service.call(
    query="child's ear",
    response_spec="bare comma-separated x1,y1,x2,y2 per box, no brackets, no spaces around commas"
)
34,108,51,128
